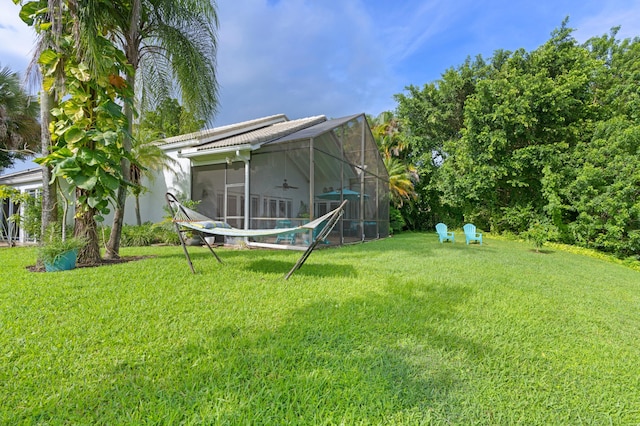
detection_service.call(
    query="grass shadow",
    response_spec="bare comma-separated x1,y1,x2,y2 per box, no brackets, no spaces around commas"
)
244,258,357,278
50,279,483,423
529,249,555,254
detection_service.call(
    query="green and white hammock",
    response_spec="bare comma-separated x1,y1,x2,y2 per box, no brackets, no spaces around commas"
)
166,193,347,279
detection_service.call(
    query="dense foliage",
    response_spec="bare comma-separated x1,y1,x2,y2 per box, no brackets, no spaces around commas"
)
395,22,640,259
139,98,205,139
15,0,218,262
0,65,40,171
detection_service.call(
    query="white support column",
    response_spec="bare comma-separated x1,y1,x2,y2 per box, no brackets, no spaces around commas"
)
244,158,250,230
309,138,315,221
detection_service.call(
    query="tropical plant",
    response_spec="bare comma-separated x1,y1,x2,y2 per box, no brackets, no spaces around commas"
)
0,65,40,171
369,112,417,212
17,0,219,260
129,127,179,225
19,0,137,264
103,0,220,259
383,156,417,208
37,233,87,266
0,185,27,247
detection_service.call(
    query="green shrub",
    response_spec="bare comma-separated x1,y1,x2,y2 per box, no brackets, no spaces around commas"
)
523,219,558,252
121,224,155,247
102,223,181,247
389,206,405,234
153,223,181,245
37,235,87,264
498,204,536,234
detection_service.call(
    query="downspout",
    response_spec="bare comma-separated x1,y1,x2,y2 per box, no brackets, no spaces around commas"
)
244,157,250,231
309,137,314,221
340,130,345,244
360,117,366,242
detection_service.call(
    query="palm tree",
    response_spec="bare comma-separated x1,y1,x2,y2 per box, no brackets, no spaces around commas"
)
0,65,40,171
369,112,417,207
19,0,217,260
129,127,179,225
383,156,418,207
104,0,219,259
22,0,136,263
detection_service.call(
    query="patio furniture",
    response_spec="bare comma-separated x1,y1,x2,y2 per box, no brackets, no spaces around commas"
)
435,223,455,243
463,223,483,245
166,193,347,279
275,220,296,245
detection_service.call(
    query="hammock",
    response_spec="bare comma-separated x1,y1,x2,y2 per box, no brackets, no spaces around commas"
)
165,193,347,279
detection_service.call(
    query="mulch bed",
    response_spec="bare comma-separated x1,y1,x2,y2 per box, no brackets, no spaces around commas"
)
26,255,154,272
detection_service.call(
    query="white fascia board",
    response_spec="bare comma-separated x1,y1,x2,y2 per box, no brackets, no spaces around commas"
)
179,144,253,158
0,168,43,186
159,138,200,151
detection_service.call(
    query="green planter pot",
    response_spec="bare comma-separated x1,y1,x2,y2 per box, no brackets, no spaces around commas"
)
44,249,78,272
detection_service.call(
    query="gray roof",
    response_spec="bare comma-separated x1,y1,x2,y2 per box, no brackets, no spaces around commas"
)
157,114,290,147
267,113,363,145
192,115,327,152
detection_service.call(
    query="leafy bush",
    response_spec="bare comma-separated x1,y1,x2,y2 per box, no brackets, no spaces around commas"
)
389,206,405,234
498,204,536,234
100,223,181,247
121,224,156,247
154,224,181,245
37,235,87,264
523,220,558,252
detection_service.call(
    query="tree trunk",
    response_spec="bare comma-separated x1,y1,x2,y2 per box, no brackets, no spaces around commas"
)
74,189,101,264
105,79,135,258
106,184,127,259
135,194,142,226
40,90,58,240
105,0,141,258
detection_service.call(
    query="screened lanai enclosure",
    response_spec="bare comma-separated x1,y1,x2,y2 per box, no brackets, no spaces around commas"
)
186,114,390,249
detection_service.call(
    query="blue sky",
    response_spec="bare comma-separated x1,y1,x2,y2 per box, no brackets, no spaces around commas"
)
1,0,639,172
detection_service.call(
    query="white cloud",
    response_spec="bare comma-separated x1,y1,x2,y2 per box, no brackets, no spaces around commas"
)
0,2,36,70
574,1,640,42
2,0,640,129
213,0,398,124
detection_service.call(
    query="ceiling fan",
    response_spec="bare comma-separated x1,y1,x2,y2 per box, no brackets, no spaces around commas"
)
276,179,298,190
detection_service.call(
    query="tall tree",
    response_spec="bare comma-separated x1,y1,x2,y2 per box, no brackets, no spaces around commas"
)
395,56,487,229
104,0,219,259
129,127,178,225
394,20,639,258
20,0,136,264
140,97,205,139
563,31,640,256
0,65,40,171
368,112,417,209
435,23,600,230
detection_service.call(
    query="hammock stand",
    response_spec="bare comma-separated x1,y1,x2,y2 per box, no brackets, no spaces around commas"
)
166,193,347,279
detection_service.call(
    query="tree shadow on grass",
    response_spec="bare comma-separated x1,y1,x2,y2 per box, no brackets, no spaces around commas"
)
20,279,489,424
243,258,357,279
529,249,555,254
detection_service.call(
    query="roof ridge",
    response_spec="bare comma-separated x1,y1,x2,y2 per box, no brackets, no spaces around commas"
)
157,114,289,146
193,115,327,152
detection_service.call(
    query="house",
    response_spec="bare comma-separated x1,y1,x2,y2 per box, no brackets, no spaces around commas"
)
1,113,390,247
0,168,44,243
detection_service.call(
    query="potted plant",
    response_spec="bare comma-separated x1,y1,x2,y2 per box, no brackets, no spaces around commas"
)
37,235,87,272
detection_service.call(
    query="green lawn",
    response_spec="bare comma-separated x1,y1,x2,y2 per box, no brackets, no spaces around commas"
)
1,234,639,424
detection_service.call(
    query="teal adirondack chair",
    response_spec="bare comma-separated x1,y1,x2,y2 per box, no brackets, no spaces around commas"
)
463,223,483,245
435,223,454,243
275,219,296,244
